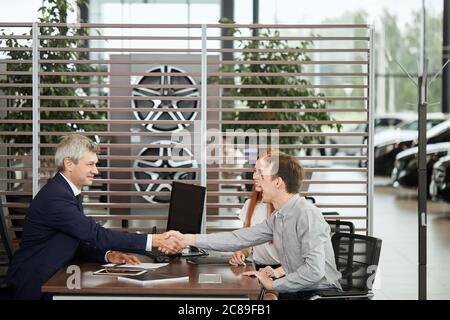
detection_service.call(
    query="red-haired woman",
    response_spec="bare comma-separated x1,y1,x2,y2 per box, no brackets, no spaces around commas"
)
229,184,285,279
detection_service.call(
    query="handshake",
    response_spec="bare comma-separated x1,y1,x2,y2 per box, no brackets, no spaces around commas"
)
152,230,195,254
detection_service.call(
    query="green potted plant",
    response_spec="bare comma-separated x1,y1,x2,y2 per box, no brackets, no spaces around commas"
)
0,0,107,187
217,20,340,156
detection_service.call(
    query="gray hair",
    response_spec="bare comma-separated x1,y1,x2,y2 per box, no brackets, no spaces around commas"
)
55,134,100,171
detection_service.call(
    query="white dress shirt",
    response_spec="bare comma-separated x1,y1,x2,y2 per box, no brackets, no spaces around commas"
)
238,200,280,265
59,172,153,261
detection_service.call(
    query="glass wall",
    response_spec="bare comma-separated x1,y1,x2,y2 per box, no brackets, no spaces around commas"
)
259,0,444,115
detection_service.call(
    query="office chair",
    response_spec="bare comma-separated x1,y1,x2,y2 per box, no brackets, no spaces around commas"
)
0,242,8,285
257,220,355,300
0,194,30,261
304,196,316,204
0,196,15,262
310,232,382,300
0,281,14,300
304,196,341,216
327,220,355,235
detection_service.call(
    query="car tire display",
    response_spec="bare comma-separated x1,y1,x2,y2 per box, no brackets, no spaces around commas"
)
132,65,199,132
133,140,197,203
131,65,199,203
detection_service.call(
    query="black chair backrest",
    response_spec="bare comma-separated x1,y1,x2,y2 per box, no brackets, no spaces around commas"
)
327,220,355,235
0,194,32,260
304,196,316,204
331,232,382,292
0,196,14,262
5,195,31,240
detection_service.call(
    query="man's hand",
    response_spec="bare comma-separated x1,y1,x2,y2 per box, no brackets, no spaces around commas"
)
106,251,141,265
229,249,248,266
153,232,185,254
260,266,285,279
242,270,274,291
163,230,183,241
162,230,197,248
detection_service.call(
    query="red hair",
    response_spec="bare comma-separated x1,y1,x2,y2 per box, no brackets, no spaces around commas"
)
243,185,275,245
243,150,278,228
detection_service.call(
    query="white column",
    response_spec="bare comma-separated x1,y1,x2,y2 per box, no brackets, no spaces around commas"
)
376,28,386,115
32,22,40,198
200,24,208,233
367,26,375,236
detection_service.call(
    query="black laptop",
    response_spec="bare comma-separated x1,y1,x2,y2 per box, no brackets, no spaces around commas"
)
149,181,207,261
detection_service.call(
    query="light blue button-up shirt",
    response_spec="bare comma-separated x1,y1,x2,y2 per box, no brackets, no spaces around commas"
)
196,194,342,293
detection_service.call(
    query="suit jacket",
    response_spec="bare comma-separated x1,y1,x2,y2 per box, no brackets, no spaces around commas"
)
5,173,148,300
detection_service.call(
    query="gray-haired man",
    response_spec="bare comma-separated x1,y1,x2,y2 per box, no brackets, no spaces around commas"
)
5,134,183,299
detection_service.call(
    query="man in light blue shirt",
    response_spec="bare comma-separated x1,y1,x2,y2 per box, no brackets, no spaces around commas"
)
164,151,342,299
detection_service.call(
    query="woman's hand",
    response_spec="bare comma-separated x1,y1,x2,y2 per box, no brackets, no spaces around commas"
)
229,249,249,266
242,271,274,291
260,266,285,279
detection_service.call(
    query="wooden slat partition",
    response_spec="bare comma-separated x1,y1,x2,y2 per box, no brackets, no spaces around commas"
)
0,23,372,243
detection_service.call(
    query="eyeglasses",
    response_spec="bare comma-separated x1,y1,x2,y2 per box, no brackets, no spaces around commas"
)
253,169,276,180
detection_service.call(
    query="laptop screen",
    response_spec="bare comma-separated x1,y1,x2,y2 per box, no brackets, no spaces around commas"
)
166,181,206,234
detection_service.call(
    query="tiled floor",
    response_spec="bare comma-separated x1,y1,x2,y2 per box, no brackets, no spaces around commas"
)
309,168,450,300
372,180,450,300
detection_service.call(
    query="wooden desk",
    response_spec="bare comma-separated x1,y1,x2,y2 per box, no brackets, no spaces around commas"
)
42,258,261,300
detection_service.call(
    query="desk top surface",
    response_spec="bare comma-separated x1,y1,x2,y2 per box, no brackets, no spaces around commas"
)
42,258,261,297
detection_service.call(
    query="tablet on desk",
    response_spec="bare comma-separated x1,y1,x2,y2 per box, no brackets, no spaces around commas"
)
93,268,147,276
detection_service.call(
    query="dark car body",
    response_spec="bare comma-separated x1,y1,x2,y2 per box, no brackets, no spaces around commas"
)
373,136,415,175
372,118,450,175
391,142,450,189
329,114,416,156
429,155,450,201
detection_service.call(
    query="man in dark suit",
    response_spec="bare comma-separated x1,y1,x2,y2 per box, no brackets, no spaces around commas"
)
4,134,183,299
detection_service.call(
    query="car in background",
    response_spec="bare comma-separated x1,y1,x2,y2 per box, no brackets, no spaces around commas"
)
374,113,417,132
326,123,366,156
369,115,450,175
374,113,447,146
326,113,416,156
429,155,450,201
391,142,450,189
